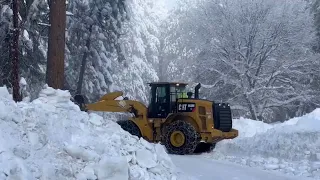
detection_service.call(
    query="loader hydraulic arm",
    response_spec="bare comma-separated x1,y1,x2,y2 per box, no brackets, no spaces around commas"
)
73,92,148,118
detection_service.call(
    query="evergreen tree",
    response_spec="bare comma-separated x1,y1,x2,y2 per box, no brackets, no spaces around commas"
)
0,0,162,103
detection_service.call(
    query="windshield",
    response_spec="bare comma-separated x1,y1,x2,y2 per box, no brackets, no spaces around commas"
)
176,87,186,93
170,86,186,93
170,85,187,101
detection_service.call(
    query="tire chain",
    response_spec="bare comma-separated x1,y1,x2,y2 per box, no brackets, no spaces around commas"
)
163,120,199,155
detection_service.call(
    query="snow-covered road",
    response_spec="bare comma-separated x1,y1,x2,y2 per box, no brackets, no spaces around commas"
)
171,155,314,180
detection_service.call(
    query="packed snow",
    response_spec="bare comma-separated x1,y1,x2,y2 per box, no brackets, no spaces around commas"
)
2,84,320,180
0,85,178,180
171,155,313,180
206,111,320,179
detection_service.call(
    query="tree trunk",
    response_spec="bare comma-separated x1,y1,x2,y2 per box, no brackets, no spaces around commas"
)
11,0,22,102
46,0,66,89
244,94,258,120
76,25,93,95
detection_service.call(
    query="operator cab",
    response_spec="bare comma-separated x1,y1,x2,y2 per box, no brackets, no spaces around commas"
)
147,82,190,118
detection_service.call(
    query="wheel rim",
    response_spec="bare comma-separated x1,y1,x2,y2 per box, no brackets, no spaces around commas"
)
170,131,186,147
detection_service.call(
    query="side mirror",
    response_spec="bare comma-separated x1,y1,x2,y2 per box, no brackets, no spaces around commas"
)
187,92,193,98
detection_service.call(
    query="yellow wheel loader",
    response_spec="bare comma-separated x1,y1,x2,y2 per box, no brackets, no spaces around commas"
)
73,82,238,155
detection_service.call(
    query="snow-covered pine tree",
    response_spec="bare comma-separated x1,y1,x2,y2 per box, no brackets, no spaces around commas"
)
66,0,163,103
0,0,50,98
65,0,128,101
0,2,12,88
112,0,167,103
19,0,49,97
1,0,164,105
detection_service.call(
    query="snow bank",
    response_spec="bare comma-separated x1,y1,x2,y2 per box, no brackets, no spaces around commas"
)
0,85,178,179
216,111,320,160
232,117,273,138
209,110,320,179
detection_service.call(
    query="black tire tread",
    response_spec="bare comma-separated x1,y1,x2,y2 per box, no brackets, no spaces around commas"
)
163,120,199,155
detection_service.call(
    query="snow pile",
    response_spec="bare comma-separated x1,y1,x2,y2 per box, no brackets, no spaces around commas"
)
232,117,273,138
216,111,320,160
0,85,178,180
208,110,320,179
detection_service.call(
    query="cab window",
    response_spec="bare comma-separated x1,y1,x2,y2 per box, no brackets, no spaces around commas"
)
170,86,187,101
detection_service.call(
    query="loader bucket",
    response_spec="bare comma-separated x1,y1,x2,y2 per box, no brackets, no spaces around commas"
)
99,91,123,101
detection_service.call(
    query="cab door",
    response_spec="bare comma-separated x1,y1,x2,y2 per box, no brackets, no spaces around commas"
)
148,84,170,118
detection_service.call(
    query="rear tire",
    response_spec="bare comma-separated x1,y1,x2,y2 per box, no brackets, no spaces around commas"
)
117,120,142,138
163,120,199,155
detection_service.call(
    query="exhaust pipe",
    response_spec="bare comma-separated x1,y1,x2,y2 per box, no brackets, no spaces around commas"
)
195,83,201,99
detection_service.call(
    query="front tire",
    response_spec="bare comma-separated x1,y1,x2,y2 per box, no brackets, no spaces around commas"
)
117,120,142,138
163,120,199,155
